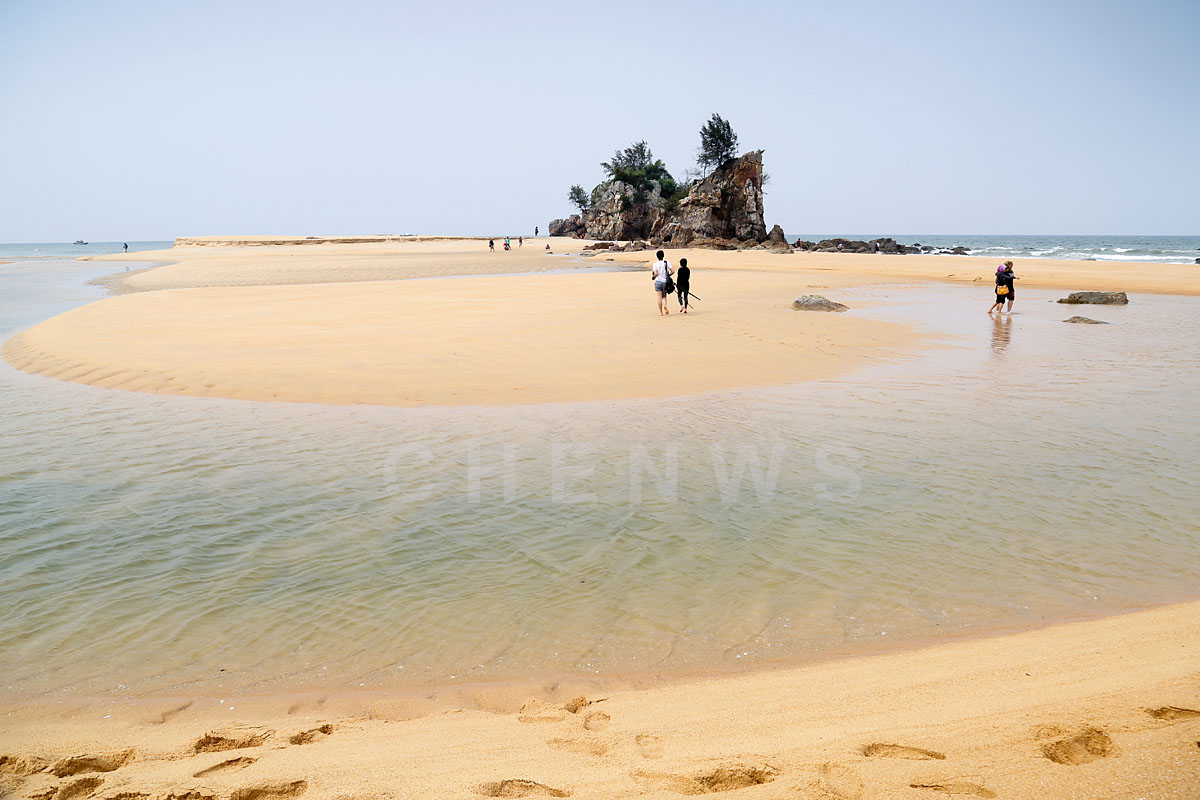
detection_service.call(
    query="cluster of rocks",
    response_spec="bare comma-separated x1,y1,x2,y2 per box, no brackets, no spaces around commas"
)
550,151,776,250
790,237,971,255
1057,291,1129,305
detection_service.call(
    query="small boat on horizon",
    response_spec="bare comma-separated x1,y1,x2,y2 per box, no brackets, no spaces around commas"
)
73,240,88,245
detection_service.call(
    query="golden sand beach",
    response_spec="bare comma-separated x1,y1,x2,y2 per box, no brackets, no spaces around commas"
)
4,237,1200,799
4,600,1199,799
9,236,1199,407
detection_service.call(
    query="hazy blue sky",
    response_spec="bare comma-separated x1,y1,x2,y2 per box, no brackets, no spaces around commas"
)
1,0,1197,241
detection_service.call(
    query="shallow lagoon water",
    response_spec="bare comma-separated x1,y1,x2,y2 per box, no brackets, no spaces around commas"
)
1,260,1198,699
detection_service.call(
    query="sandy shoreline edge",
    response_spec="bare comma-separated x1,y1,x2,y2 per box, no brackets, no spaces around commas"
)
5,599,1199,798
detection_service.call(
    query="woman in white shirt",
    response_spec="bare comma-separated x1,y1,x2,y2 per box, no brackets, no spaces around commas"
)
651,250,674,316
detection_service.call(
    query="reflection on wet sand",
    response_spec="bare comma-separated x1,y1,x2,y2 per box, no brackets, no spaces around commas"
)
990,313,1013,353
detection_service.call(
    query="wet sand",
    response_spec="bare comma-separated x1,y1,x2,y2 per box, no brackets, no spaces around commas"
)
4,600,1199,799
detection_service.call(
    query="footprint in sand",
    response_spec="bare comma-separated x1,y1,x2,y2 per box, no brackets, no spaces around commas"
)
812,762,863,800
192,727,274,753
1147,706,1200,722
634,764,778,795
1,755,48,776
228,780,308,800
1039,726,1116,766
910,781,996,798
635,733,664,759
52,776,105,800
193,756,258,778
862,743,946,761
518,699,568,724
288,725,334,745
582,710,610,732
475,779,570,797
49,751,136,777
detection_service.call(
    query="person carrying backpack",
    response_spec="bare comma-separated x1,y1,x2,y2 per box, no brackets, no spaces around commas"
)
651,250,674,316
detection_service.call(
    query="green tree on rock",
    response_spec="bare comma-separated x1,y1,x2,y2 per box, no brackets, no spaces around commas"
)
568,184,590,213
697,113,739,174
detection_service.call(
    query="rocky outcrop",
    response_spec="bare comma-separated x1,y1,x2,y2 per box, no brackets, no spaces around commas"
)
1063,316,1109,324
792,295,848,312
1057,291,1129,305
550,151,771,246
653,151,768,245
548,215,585,238
767,224,787,244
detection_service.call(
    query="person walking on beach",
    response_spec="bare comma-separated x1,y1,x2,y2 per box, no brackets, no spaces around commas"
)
519,236,523,248
535,226,539,237
123,242,128,253
652,250,673,316
489,238,495,252
676,257,691,313
989,261,1018,313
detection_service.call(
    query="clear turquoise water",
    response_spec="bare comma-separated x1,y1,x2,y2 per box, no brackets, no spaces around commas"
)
1,259,1198,700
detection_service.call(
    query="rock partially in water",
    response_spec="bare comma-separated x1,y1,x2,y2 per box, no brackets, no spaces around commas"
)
792,295,848,312
1057,291,1129,305
1063,316,1109,324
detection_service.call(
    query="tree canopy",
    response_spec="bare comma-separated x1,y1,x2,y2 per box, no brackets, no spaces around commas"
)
697,113,739,174
567,184,590,213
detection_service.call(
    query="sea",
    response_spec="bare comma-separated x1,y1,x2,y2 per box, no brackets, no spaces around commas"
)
1,241,1198,702
788,234,1200,263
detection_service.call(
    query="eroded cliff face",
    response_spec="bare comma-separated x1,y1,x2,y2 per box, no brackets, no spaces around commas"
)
549,151,767,246
653,150,766,246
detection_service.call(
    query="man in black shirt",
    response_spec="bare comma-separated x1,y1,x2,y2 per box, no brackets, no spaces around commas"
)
676,257,691,313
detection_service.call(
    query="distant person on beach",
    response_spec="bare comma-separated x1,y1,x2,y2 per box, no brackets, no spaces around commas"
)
652,250,674,316
519,236,523,248
989,261,1018,313
123,242,128,253
489,239,495,252
545,244,552,253
504,236,511,251
676,257,691,313
535,226,539,236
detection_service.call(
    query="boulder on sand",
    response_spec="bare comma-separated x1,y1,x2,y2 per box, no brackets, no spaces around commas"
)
792,295,848,312
766,224,787,244
1057,291,1129,305
1063,316,1109,324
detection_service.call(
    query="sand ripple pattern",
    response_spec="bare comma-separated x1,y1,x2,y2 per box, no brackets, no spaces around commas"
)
2,264,1200,697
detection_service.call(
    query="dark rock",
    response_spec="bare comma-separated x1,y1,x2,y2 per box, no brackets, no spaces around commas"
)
792,295,848,312
793,240,815,250
868,237,903,254
1063,316,1109,324
1057,291,1129,305
548,215,585,238
766,241,793,254
766,224,787,244
948,246,970,255
1195,258,1199,264
583,241,615,251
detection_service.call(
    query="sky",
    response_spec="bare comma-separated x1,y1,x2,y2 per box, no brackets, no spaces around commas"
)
1,0,1197,241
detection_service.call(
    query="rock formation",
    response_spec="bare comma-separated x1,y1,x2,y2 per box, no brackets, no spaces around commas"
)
550,151,769,247
792,295,848,312
1057,291,1129,305
652,151,768,245
1063,316,1109,324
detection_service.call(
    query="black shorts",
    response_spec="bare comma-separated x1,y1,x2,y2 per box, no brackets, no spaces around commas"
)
996,291,1013,302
